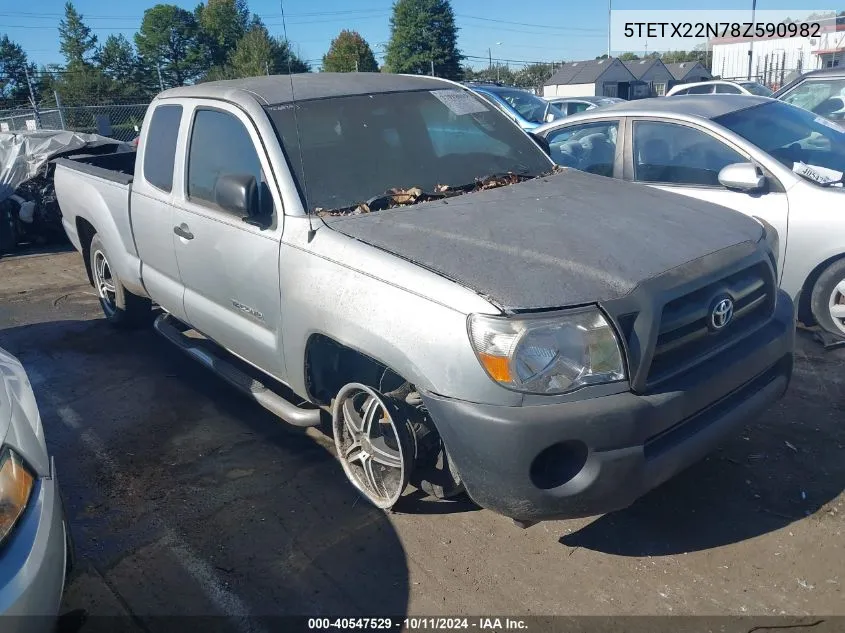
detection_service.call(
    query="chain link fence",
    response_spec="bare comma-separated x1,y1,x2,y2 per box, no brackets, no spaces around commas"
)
0,95,150,142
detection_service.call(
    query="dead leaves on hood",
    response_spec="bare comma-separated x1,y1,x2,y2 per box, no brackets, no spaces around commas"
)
315,171,545,217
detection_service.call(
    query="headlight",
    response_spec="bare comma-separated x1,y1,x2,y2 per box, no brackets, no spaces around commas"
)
0,448,35,545
468,308,626,394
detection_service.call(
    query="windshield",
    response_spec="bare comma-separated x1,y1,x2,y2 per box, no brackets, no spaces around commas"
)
264,89,553,212
779,77,845,120
740,82,773,97
715,100,845,184
486,88,564,123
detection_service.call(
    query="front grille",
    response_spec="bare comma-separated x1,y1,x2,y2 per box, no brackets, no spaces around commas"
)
646,262,775,386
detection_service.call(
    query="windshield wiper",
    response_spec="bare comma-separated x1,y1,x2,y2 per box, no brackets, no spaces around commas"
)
448,171,535,191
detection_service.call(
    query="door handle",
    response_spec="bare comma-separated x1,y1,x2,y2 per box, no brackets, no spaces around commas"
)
173,224,194,240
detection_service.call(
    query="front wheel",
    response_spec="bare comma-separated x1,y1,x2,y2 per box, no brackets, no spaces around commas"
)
332,383,415,509
89,235,151,327
810,259,845,339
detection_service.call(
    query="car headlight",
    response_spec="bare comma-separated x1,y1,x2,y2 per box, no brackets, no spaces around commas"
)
0,448,35,545
468,308,626,394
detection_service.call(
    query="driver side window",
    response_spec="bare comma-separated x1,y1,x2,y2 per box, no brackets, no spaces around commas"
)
632,120,745,187
187,109,271,215
546,120,619,177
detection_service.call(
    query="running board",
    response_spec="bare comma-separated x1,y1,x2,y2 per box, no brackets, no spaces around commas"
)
153,313,321,428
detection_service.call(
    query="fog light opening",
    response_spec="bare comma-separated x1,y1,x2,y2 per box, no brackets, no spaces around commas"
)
529,441,589,490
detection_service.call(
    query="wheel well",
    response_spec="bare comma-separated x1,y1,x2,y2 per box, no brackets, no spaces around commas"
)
304,334,407,405
798,253,845,326
75,217,97,286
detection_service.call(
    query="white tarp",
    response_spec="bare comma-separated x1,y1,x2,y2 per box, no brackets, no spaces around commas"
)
0,129,130,202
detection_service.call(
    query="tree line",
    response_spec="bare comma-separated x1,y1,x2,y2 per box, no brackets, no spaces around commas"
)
1,0,715,109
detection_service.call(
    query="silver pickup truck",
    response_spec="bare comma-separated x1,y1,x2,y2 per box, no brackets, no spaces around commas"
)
54,73,795,524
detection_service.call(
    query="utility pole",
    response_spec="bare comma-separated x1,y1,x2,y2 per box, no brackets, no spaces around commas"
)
607,0,612,59
488,48,492,69
430,59,435,76
747,0,757,80
265,60,270,76
355,59,359,72
24,66,41,130
156,62,165,91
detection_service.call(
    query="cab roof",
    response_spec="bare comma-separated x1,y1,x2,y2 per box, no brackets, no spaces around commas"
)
157,73,455,106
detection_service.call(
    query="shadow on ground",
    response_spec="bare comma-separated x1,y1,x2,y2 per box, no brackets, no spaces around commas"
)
0,240,74,260
561,332,845,556
0,318,409,629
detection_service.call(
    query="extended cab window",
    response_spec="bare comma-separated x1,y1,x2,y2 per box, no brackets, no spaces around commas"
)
187,109,264,211
143,104,182,192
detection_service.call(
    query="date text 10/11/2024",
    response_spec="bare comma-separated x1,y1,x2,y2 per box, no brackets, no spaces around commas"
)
307,618,529,631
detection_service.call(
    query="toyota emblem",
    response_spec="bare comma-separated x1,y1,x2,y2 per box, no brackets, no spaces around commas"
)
710,297,734,330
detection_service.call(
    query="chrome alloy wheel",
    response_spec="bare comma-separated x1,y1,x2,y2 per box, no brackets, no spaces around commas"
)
332,383,413,509
92,249,117,317
829,277,845,336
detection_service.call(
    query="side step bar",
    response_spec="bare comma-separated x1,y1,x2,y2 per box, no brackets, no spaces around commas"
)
153,313,321,428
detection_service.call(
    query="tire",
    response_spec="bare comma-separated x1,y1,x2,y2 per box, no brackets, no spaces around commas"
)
89,235,151,327
810,258,845,338
417,444,465,500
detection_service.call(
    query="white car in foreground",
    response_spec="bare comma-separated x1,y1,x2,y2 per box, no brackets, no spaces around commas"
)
534,95,845,337
0,347,69,631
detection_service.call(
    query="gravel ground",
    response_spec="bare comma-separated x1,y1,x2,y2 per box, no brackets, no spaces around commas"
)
0,247,842,632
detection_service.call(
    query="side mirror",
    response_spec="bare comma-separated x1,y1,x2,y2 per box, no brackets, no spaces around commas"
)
718,162,766,193
529,132,551,156
214,173,268,227
545,113,556,123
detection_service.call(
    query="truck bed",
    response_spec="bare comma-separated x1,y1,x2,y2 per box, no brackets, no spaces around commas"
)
53,151,136,186
53,150,147,299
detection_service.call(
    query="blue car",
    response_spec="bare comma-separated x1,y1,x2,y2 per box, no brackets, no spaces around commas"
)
465,83,565,131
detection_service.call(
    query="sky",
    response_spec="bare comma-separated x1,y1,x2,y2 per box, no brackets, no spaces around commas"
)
3,0,820,70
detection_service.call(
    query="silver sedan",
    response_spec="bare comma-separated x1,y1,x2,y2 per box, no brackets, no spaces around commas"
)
0,347,69,631
534,94,845,338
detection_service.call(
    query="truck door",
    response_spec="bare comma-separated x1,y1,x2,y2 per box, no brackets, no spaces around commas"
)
171,102,285,380
131,103,189,322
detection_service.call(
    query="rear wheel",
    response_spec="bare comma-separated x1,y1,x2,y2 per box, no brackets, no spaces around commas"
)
810,259,845,338
89,235,151,327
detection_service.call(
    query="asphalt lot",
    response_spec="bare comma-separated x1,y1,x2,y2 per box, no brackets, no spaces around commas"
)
0,246,843,631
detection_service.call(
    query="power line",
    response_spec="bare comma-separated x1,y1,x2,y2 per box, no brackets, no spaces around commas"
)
457,14,604,33
3,14,389,30
0,8,390,19
458,22,605,38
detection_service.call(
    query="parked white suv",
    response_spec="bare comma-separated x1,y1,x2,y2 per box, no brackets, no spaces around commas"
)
667,80,773,97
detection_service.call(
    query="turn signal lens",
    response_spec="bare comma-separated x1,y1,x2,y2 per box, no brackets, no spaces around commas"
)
0,449,35,545
478,352,513,382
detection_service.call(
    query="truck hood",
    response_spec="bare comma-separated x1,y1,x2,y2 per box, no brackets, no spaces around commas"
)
323,169,763,311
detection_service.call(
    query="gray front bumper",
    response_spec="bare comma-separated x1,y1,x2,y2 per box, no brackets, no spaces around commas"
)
0,458,67,631
423,291,795,521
